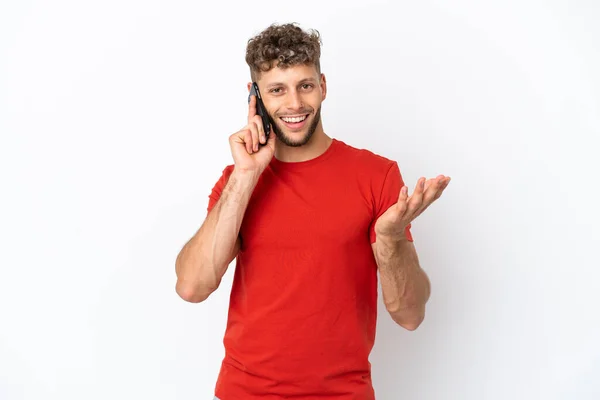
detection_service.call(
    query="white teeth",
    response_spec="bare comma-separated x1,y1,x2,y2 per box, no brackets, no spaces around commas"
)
281,115,307,123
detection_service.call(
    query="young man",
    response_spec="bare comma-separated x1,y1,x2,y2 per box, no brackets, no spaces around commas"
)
175,23,450,400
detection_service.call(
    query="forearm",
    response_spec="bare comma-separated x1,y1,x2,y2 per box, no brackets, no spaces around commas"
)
375,236,430,330
175,169,259,302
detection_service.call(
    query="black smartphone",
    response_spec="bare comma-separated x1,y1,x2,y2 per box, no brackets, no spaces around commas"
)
248,82,271,143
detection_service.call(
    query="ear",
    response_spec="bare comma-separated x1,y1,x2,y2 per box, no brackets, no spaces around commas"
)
320,73,327,101
247,82,252,92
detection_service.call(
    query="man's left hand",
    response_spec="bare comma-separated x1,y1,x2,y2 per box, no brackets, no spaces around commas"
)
374,175,451,240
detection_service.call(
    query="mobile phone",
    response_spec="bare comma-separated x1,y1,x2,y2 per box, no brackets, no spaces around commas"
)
248,82,271,143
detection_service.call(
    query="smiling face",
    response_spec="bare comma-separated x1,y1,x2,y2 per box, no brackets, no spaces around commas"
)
254,63,327,147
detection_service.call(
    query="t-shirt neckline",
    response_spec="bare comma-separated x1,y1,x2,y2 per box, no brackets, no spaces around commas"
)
270,138,341,170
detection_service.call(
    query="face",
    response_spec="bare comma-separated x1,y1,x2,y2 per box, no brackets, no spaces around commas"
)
251,64,327,147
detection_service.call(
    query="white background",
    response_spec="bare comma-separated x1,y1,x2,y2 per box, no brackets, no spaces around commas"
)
1,1,599,399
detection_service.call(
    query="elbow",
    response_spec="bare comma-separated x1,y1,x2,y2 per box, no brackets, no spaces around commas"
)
398,318,424,331
388,305,426,331
175,279,218,303
174,254,220,303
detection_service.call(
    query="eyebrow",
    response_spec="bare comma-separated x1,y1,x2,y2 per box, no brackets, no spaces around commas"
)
266,78,317,88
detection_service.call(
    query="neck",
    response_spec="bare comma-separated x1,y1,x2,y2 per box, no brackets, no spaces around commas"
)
274,127,332,163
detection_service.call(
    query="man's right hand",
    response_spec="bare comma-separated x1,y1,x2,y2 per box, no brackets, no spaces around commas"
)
229,95,276,174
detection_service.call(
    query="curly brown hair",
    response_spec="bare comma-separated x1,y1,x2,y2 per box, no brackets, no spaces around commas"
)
245,23,322,82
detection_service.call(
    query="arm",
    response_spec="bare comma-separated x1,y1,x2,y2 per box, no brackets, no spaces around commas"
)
372,169,450,330
175,92,276,303
372,237,430,330
175,169,259,303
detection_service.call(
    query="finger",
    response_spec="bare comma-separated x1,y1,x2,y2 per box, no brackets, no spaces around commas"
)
397,184,409,203
434,177,451,200
430,176,447,196
407,177,425,217
248,121,260,153
396,186,409,215
252,115,266,144
248,95,257,122
424,175,443,191
422,177,442,204
242,129,253,154
419,176,450,214
424,179,434,192
265,127,276,150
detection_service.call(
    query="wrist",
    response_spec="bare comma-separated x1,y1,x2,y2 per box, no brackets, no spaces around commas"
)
231,167,261,186
375,227,410,245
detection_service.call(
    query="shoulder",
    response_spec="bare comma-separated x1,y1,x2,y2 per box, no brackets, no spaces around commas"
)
334,139,398,175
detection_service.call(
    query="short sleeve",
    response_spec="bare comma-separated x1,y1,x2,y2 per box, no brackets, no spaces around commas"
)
369,161,414,243
207,165,235,213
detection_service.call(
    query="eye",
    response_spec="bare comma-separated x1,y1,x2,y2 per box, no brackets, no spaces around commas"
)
301,84,313,90
269,87,282,94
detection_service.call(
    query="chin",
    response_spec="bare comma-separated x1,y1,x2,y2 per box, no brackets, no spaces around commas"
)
275,128,315,147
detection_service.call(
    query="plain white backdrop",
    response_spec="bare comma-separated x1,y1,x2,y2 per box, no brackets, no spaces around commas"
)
1,1,599,399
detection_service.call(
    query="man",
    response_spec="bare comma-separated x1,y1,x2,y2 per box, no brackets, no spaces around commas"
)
175,23,450,400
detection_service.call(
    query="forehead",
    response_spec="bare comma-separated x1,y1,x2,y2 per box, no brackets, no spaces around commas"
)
258,63,320,86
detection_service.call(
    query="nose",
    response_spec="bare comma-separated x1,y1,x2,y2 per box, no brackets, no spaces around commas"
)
286,90,303,111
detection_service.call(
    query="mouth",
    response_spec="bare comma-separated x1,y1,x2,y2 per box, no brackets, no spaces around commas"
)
279,114,310,130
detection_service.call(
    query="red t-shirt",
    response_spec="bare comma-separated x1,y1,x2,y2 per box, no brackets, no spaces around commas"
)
207,138,413,400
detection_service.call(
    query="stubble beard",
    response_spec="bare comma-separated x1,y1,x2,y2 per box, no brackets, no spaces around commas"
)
269,106,322,148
